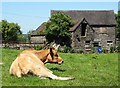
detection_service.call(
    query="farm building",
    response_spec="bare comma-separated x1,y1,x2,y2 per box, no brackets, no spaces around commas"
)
31,10,116,52
31,22,46,44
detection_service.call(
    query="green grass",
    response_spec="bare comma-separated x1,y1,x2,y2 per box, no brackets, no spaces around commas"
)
1,48,119,86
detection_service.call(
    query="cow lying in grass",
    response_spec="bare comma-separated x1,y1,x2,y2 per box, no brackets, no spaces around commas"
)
9,47,74,80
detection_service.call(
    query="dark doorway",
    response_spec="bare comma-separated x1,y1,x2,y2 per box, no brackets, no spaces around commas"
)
81,23,87,36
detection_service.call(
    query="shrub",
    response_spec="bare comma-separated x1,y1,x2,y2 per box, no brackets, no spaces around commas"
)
79,50,84,54
57,47,61,52
102,48,108,53
62,45,71,53
110,46,115,53
91,47,96,53
33,45,43,50
58,46,75,53
116,45,120,53
69,48,75,53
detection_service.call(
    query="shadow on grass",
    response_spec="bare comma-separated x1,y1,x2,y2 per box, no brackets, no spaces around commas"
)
50,67,66,72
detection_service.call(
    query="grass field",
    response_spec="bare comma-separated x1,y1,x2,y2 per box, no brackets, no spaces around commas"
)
1,48,119,86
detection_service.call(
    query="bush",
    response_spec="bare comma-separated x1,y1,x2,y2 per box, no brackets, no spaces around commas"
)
57,46,75,53
63,45,71,53
110,46,115,53
69,48,75,53
57,47,61,52
102,48,108,53
33,45,43,50
91,47,96,53
116,45,120,53
78,50,84,54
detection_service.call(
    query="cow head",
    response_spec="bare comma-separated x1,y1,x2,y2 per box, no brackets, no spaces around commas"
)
45,47,63,65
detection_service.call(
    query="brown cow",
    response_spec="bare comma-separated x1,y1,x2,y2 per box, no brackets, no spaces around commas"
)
9,47,74,80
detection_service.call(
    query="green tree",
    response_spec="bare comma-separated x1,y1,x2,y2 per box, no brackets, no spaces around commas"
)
45,12,74,46
17,34,28,42
0,20,22,43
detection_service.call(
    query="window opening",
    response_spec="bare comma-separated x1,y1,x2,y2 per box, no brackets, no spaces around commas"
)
81,23,87,36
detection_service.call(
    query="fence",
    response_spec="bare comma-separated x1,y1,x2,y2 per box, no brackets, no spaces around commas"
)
1,42,45,50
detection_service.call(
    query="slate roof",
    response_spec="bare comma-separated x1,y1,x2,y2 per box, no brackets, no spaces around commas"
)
69,18,85,32
69,18,94,32
51,10,116,26
31,22,46,35
32,10,116,35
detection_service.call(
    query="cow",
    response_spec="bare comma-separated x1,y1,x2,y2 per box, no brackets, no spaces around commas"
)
9,47,74,80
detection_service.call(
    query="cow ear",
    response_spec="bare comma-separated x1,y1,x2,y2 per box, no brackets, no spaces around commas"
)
50,47,55,52
50,47,54,59
50,47,53,53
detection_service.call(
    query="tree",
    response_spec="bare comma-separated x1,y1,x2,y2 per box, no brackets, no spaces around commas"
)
45,12,74,46
17,34,28,42
27,30,35,42
0,20,22,43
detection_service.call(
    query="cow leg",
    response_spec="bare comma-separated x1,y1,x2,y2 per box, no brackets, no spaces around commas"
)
31,65,74,80
16,71,22,78
21,68,29,75
46,72,75,80
40,77,47,79
9,60,22,77
18,63,33,77
15,66,22,77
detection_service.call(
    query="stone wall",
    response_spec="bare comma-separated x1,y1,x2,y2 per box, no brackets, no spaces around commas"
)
71,23,94,52
71,24,116,52
93,26,116,50
31,35,46,44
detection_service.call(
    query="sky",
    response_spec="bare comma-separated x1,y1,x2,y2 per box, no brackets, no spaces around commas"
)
118,1,120,11
2,2,119,34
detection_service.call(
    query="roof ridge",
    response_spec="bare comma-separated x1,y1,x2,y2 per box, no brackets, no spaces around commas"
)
51,10,114,12
51,10,116,25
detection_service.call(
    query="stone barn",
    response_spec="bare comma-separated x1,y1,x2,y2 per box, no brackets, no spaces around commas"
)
31,10,116,52
51,10,116,52
69,18,94,52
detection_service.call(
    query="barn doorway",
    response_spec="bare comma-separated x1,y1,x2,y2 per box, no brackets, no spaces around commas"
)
81,23,87,36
